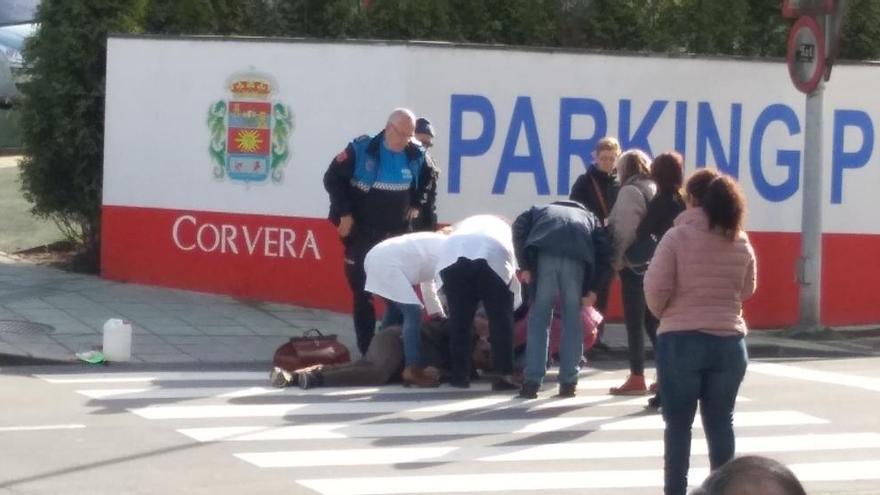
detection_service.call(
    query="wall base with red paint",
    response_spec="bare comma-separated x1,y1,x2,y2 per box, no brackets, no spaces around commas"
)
101,205,880,328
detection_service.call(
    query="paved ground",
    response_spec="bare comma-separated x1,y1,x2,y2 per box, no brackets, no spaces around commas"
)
0,251,876,367
1,357,879,494
0,155,19,168
0,254,353,365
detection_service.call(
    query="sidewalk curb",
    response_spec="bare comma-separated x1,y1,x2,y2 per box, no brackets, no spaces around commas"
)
0,352,74,366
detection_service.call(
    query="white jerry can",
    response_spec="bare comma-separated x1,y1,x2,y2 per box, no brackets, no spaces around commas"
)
102,318,133,362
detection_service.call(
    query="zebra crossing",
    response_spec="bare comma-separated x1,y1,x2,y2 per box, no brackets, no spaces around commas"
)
36,366,880,494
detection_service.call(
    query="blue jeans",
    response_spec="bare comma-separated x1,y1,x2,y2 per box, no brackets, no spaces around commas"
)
524,253,585,386
381,300,423,367
656,331,748,495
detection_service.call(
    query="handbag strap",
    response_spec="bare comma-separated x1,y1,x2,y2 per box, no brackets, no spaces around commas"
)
589,176,609,220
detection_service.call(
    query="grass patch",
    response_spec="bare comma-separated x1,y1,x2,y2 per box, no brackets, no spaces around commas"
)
0,162,66,253
0,108,23,150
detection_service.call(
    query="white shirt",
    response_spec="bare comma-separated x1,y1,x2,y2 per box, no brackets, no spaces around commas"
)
435,215,522,309
364,232,447,316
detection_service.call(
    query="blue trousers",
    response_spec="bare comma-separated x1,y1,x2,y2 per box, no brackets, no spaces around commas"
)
381,300,423,367
656,331,748,495
524,253,586,386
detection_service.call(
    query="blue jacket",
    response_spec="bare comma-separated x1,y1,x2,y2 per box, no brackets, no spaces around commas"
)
324,131,428,236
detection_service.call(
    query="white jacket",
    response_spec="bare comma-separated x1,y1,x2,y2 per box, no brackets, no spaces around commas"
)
364,232,447,316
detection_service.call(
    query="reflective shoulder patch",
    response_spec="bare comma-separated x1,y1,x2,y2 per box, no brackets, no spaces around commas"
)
335,149,349,164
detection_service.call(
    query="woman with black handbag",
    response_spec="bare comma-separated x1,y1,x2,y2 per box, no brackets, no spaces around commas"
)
632,153,686,407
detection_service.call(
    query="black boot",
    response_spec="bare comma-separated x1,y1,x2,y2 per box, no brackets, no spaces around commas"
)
517,381,540,399
297,369,324,389
558,382,577,398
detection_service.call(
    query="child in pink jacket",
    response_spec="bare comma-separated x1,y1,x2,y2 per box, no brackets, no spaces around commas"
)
644,169,757,495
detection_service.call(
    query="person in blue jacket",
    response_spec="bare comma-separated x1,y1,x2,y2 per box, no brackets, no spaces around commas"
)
323,108,430,356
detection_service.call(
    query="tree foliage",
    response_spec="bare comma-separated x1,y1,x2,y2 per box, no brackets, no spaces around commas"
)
18,0,148,254
840,0,880,61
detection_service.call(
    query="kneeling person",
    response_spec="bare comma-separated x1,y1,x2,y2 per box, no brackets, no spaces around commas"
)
364,230,449,387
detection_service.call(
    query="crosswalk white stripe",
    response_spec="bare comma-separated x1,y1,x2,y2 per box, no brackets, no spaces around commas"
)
795,460,880,481
176,410,818,442
129,396,581,419
0,424,86,433
297,460,880,494
74,380,630,400
235,432,880,468
297,468,691,494
598,410,824,430
78,386,748,409
36,372,270,383
750,362,880,392
126,390,780,420
39,369,613,386
178,417,611,442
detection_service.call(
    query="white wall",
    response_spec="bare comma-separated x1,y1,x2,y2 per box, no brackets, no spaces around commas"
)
104,37,880,234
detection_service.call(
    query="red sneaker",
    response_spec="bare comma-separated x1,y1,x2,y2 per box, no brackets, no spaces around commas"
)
610,374,648,395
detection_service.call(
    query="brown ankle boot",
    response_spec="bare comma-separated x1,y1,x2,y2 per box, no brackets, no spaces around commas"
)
609,374,647,395
403,366,440,388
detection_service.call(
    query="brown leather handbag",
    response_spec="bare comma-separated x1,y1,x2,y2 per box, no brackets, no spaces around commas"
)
272,329,351,372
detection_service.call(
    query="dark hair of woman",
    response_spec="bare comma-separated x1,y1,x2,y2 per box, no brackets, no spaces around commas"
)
685,169,746,241
691,455,807,495
651,152,684,193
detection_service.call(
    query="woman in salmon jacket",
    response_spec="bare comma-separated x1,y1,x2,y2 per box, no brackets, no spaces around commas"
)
644,169,757,495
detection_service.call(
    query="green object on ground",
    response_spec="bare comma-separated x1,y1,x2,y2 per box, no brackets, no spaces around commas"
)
75,350,105,364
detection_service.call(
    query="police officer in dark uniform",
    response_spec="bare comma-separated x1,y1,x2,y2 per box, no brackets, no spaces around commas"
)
323,108,431,355
411,117,440,232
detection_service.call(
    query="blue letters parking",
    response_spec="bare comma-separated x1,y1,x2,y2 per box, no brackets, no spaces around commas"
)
448,94,874,204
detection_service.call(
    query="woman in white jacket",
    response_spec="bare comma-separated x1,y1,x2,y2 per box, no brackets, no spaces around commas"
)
364,230,449,387
607,149,658,395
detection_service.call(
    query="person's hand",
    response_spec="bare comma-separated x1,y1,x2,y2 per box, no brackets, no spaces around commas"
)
337,215,354,238
582,291,597,308
408,207,420,220
521,270,532,284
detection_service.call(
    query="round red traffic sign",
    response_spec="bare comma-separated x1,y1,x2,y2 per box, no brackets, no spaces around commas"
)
787,15,826,94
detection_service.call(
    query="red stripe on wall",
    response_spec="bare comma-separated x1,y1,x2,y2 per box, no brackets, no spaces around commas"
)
101,205,880,328
822,233,880,326
101,205,350,313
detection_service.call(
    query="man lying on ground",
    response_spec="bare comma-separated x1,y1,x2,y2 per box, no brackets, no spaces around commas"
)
279,317,492,389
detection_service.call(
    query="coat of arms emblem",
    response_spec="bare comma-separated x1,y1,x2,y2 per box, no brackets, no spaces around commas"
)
207,71,293,183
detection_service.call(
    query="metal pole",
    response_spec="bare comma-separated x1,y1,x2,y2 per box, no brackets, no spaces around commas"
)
797,83,824,331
